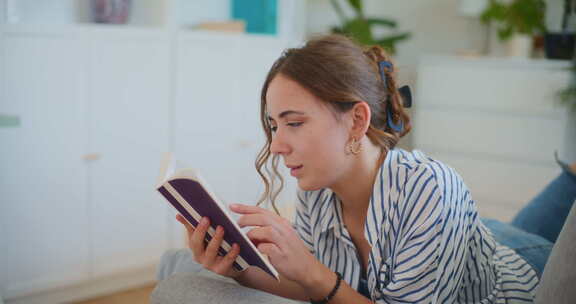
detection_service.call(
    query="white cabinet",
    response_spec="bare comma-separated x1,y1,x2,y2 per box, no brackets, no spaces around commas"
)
0,27,173,300
0,32,91,297
86,29,171,277
413,56,572,221
0,25,294,302
172,32,289,242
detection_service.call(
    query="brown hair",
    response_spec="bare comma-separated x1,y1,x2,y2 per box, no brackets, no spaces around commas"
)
255,34,411,213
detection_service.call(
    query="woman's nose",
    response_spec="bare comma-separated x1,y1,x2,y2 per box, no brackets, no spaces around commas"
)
269,133,291,155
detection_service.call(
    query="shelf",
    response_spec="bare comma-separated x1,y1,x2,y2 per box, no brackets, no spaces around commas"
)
419,54,572,70
0,24,293,47
0,0,306,42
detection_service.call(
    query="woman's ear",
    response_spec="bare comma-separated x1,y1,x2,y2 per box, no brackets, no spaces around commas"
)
350,101,371,138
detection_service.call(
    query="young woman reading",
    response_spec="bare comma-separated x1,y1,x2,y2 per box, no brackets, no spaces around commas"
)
175,34,575,303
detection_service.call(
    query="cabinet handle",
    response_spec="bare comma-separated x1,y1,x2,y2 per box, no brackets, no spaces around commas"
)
83,153,101,161
238,140,254,148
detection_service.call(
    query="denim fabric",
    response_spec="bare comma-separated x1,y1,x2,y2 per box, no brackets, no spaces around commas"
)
511,161,576,243
482,159,576,278
481,218,553,278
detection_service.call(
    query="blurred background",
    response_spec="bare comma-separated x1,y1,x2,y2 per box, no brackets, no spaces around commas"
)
0,0,574,303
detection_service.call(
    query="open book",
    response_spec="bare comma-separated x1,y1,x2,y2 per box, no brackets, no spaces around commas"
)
155,153,279,281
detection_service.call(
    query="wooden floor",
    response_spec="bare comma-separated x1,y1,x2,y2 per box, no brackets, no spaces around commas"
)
74,284,156,304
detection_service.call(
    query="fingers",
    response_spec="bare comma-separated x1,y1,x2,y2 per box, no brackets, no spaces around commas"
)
176,214,194,235
237,213,280,228
230,204,272,215
203,225,224,267
247,226,282,245
257,243,282,259
190,217,210,261
213,243,241,275
175,215,241,278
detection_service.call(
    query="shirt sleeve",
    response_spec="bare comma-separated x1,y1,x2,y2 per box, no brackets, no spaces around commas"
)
376,165,446,303
293,190,315,253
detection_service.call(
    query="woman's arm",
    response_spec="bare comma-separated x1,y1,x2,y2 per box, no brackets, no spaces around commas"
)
231,204,375,303
234,267,309,301
235,257,374,303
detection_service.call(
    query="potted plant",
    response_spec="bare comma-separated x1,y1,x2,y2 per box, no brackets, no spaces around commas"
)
480,0,546,57
329,0,410,53
544,0,575,60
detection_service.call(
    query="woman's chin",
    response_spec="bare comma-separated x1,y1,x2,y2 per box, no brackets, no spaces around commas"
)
297,178,324,192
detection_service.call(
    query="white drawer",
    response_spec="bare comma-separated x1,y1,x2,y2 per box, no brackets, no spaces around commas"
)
413,109,565,163
416,62,570,116
423,151,561,221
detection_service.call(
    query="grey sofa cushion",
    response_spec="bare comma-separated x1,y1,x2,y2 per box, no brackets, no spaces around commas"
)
150,272,305,304
154,202,576,303
152,248,305,304
535,201,576,304
156,248,205,281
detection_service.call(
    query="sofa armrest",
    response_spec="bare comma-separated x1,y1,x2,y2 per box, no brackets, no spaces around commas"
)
536,201,576,303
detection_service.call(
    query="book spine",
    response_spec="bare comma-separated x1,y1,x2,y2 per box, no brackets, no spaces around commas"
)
158,183,249,271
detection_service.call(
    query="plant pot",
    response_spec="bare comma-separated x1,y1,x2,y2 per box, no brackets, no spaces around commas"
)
90,0,131,24
544,32,575,60
506,34,533,58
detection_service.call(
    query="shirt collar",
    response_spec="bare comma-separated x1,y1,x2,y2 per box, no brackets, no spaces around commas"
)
317,149,397,244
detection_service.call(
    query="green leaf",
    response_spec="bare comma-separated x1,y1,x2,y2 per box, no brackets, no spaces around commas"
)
328,0,412,53
329,0,348,24
366,18,397,28
376,32,411,44
330,26,345,34
375,33,411,55
347,0,363,15
498,25,513,40
342,19,374,45
481,0,546,41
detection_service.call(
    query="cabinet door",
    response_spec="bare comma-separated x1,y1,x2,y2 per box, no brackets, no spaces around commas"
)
413,57,569,221
87,30,171,277
173,34,295,243
0,34,90,299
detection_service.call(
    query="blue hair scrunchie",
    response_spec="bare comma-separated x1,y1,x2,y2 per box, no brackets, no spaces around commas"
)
378,60,412,133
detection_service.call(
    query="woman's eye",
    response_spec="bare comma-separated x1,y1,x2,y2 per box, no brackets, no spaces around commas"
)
287,122,303,127
270,122,301,133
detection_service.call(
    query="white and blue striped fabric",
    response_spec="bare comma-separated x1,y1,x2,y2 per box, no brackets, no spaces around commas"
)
294,149,539,303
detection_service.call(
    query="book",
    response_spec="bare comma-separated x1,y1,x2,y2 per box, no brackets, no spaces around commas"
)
155,153,279,281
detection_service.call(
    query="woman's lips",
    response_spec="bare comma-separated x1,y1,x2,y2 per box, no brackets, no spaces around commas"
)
290,165,303,177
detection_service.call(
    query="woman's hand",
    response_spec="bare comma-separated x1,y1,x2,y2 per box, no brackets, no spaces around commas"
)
176,214,242,279
230,203,323,284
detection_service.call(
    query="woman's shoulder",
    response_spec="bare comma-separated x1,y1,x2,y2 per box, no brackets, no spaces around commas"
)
389,148,467,196
390,149,453,175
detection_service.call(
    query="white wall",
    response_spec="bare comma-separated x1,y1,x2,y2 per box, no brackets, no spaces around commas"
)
305,0,566,84
305,0,485,84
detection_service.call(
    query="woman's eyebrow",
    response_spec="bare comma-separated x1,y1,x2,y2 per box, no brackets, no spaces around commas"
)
267,110,306,121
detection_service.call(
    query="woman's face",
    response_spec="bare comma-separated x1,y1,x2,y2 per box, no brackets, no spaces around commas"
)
265,74,353,191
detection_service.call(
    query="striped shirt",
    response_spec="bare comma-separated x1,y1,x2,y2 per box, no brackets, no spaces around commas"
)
294,149,539,303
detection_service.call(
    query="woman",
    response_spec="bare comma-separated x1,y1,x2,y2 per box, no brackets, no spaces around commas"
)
175,34,574,303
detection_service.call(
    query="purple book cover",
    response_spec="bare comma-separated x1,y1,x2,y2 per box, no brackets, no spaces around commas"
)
157,178,279,280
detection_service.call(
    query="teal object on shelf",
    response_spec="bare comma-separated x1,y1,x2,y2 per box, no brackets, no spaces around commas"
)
0,114,20,127
231,0,277,35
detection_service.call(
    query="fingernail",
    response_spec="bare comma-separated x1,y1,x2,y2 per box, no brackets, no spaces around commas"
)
201,217,208,225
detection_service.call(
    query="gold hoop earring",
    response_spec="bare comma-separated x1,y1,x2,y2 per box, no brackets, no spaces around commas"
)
347,138,362,155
